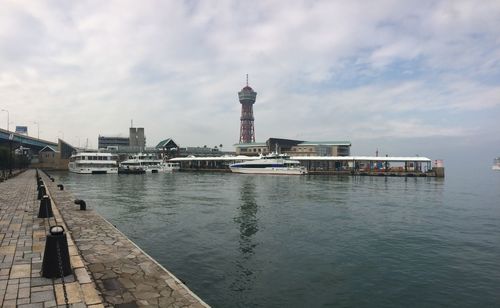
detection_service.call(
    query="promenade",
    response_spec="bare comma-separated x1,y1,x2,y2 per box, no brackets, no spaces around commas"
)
0,170,209,307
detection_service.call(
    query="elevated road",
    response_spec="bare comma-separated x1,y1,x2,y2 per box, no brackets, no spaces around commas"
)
0,128,57,152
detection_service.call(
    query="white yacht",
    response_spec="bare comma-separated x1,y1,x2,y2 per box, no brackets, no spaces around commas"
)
493,158,500,171
229,153,308,175
164,161,180,172
120,153,180,173
68,152,118,174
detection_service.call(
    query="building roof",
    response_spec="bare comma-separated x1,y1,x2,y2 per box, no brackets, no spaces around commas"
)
156,138,178,149
298,141,351,146
39,145,58,153
234,142,267,148
169,155,432,162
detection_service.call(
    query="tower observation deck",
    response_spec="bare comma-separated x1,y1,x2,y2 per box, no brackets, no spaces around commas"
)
238,76,257,143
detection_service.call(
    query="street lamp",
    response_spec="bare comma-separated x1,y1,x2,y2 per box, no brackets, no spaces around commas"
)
1,109,9,131
32,121,39,139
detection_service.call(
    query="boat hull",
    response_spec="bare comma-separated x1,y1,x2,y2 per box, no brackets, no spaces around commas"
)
230,167,307,175
69,167,118,174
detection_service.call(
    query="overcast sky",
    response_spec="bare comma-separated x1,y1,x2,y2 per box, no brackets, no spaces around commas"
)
1,0,499,164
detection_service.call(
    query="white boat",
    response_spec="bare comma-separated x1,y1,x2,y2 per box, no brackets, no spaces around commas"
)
493,158,500,171
68,152,118,174
229,153,308,175
120,154,180,173
164,162,180,172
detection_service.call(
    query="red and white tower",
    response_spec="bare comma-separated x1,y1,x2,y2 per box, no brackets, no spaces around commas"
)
238,75,257,143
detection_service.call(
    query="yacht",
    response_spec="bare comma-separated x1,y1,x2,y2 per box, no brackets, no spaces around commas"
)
229,153,308,175
120,153,180,173
68,152,118,174
493,158,500,171
164,161,181,172
120,153,165,173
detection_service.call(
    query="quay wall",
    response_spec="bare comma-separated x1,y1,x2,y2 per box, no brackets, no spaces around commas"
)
40,170,210,307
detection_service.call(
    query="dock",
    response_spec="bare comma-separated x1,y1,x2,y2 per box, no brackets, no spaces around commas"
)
0,170,209,307
170,155,445,177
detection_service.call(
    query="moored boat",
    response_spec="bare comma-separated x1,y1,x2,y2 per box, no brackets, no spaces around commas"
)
493,158,500,171
229,153,307,175
68,152,119,174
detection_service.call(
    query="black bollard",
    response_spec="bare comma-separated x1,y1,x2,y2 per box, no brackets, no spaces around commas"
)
38,195,54,218
74,199,86,210
41,226,72,278
57,184,64,190
37,185,46,200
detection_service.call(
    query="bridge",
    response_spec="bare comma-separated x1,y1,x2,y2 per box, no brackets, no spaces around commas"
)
0,128,58,152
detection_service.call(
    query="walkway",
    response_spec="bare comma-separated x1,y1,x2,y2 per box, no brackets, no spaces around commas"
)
0,170,209,307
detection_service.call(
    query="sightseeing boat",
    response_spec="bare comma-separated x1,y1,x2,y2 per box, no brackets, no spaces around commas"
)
493,158,500,171
68,152,119,174
229,153,308,175
120,153,180,173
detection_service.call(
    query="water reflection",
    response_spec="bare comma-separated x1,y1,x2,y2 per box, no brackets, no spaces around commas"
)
231,177,259,293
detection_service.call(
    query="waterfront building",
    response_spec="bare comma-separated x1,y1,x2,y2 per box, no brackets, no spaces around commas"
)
238,76,257,143
98,135,129,149
129,127,146,148
235,138,351,156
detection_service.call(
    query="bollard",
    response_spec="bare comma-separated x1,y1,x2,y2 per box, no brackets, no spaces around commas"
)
57,184,64,190
41,226,72,278
74,199,86,210
37,185,46,200
38,195,54,218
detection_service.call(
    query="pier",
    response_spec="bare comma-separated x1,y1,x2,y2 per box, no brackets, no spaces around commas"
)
0,170,209,307
170,155,444,177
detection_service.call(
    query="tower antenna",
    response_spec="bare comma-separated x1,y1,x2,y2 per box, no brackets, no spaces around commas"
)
246,74,248,87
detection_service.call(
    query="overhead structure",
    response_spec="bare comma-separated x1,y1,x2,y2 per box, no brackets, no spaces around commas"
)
238,75,257,143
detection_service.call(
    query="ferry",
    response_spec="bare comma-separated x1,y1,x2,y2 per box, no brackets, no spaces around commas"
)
493,158,500,171
68,152,119,174
120,154,180,173
229,153,308,175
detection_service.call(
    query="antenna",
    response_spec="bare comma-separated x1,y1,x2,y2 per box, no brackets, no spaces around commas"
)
246,74,248,86
131,119,133,128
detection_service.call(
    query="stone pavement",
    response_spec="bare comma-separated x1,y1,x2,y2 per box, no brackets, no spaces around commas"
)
0,169,104,307
1,170,209,307
41,171,209,308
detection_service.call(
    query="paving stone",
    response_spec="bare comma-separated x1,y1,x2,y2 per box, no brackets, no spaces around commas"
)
10,263,31,278
30,290,55,303
0,171,206,307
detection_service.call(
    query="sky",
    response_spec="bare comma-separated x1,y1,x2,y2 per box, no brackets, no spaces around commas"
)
1,0,499,166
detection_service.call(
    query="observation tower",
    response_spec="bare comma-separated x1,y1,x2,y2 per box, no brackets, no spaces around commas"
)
238,75,257,143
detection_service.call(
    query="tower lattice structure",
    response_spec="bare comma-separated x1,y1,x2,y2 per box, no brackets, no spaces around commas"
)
238,77,257,143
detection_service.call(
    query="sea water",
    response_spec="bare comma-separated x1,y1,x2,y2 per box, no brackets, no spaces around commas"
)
53,168,500,307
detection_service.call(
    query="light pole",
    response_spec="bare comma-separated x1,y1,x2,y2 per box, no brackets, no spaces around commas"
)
1,109,9,131
32,121,39,139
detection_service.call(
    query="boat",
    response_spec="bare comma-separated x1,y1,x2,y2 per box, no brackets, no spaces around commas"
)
118,165,146,174
68,152,119,174
493,158,500,171
164,162,180,172
120,153,179,173
229,153,308,175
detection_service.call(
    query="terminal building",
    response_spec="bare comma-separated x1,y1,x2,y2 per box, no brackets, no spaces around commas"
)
235,138,351,157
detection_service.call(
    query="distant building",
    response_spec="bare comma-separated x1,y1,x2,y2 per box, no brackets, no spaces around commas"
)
98,136,129,149
129,127,146,148
235,138,351,156
15,126,28,135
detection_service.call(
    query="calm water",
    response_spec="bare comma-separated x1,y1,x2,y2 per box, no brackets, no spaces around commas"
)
52,169,500,307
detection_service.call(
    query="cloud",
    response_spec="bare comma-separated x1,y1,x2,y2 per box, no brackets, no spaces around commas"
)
0,0,499,153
